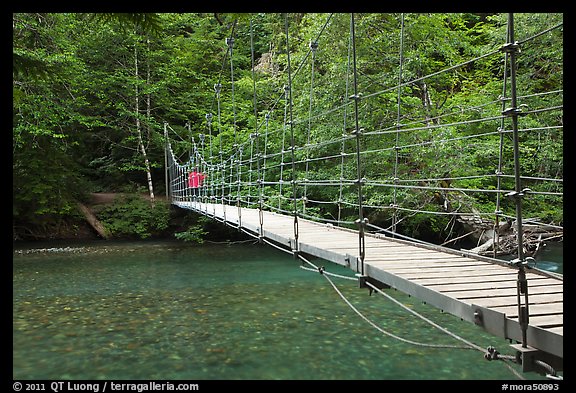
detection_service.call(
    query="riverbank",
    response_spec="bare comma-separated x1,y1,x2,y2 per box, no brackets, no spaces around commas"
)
13,193,251,243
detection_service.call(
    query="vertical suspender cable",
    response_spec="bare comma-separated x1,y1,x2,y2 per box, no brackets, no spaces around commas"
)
494,26,510,258
225,22,242,227
186,122,193,203
237,145,243,229
199,133,206,206
279,86,289,211
215,82,226,220
226,20,242,229
206,113,215,209
250,20,265,238
261,113,271,235
164,121,169,200
391,13,405,236
338,17,353,227
303,39,318,214
506,13,525,261
249,20,258,212
285,13,299,256
504,13,530,349
248,136,254,205
350,13,366,275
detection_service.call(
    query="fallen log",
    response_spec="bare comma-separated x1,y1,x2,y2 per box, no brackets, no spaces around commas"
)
467,238,494,254
77,202,109,239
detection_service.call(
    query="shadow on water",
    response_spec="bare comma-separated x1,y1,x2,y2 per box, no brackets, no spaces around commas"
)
13,240,559,380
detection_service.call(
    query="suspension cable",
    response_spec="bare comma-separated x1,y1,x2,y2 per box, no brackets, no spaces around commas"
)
350,13,366,276
392,13,405,235
338,25,353,227
302,38,318,214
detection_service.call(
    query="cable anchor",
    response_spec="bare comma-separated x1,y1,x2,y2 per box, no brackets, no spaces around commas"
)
309,40,319,52
484,346,500,361
502,104,528,117
508,257,528,269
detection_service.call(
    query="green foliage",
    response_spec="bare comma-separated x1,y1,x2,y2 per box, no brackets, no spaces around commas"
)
12,12,563,241
174,224,208,244
98,195,170,239
87,13,164,36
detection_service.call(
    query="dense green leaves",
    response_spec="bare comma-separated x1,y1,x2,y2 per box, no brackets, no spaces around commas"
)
97,195,170,239
13,12,563,241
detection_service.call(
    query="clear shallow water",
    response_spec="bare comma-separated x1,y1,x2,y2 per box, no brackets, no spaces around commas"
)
532,242,563,274
13,240,556,380
494,241,563,274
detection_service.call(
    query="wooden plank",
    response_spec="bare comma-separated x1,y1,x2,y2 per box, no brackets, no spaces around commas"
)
528,314,563,327
464,293,563,308
368,262,494,271
308,241,412,249
410,274,520,285
364,254,476,262
425,278,561,292
369,257,488,265
382,259,509,271
299,236,359,245
491,303,563,317
391,268,514,280
440,284,563,299
384,268,508,279
547,327,563,335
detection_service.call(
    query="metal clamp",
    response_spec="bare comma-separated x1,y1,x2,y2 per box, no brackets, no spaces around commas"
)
506,188,531,199
500,41,521,54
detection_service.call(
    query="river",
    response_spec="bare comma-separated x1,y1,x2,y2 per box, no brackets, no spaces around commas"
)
13,240,562,381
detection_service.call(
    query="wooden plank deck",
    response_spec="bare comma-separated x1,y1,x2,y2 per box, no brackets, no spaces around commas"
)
174,201,563,361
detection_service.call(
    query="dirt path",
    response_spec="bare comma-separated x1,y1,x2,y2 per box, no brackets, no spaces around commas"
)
89,193,119,205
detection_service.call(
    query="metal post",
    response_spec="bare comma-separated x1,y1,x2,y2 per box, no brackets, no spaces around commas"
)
350,13,366,275
392,13,405,236
163,122,169,201
199,133,206,205
206,113,214,205
285,14,299,258
503,12,529,349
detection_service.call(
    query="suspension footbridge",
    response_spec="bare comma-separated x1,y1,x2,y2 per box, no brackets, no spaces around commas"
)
164,13,563,377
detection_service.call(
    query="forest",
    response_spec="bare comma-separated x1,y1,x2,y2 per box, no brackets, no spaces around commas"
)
12,13,563,248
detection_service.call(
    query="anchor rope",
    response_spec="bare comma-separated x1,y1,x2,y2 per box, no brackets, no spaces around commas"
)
298,256,478,350
297,255,529,380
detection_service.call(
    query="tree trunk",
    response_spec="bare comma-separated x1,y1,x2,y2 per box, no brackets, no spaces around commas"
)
134,43,155,205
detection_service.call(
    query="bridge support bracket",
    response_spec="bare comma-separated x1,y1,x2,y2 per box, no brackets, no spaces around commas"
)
355,274,390,295
289,238,299,260
344,254,354,269
355,273,368,289
510,344,540,373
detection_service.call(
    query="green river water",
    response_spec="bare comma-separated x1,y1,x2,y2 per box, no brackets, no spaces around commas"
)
13,240,562,381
